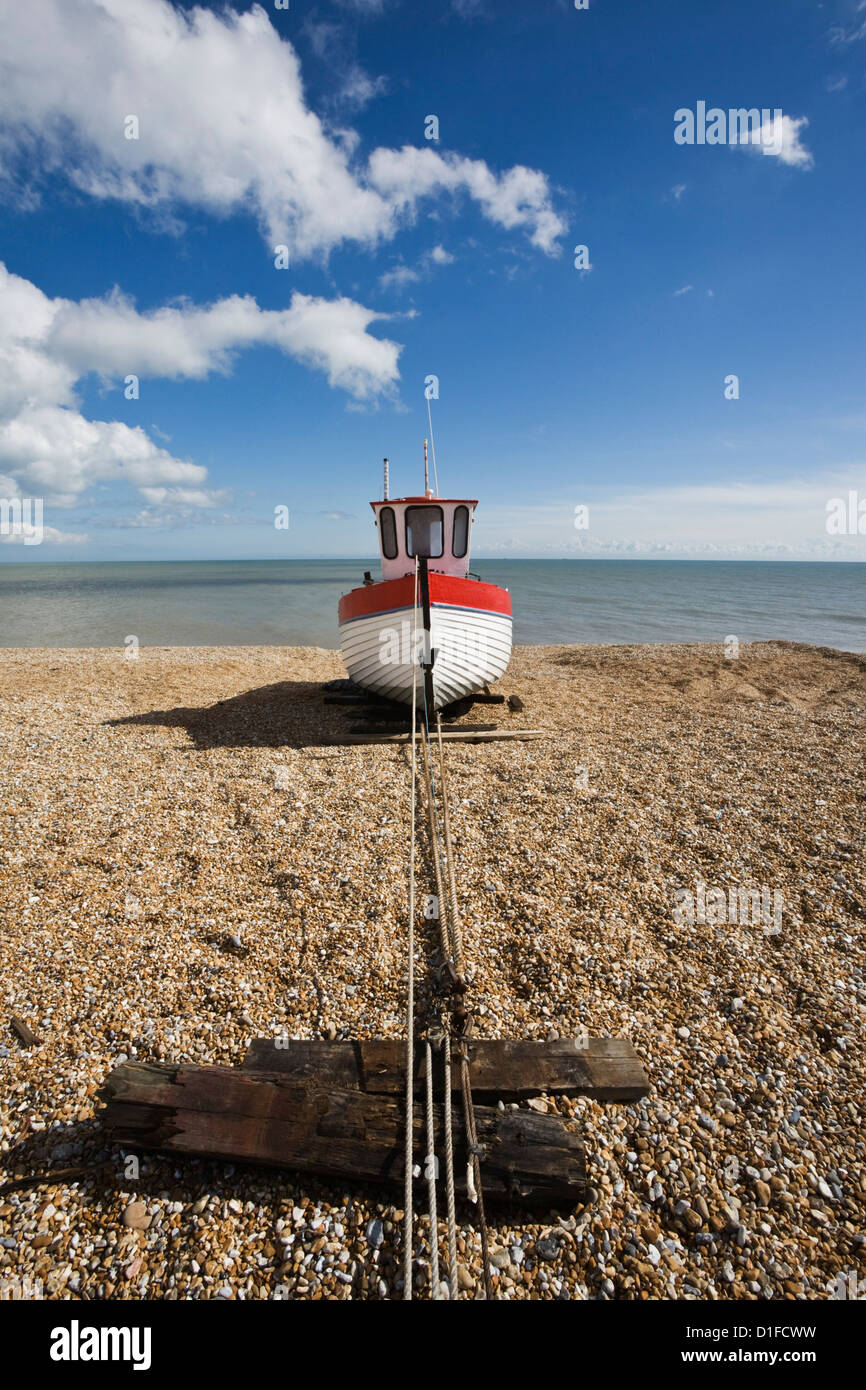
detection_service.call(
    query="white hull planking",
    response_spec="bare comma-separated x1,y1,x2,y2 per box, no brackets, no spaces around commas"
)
340,603,512,707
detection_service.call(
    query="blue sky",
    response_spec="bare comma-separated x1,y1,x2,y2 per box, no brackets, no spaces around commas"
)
0,0,864,560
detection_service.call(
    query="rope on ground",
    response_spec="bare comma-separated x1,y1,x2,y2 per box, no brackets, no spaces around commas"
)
459,1053,495,1300
406,588,491,1300
442,1029,459,1299
403,558,420,1301
434,712,466,975
424,1040,441,1298
419,732,453,969
431,715,493,1299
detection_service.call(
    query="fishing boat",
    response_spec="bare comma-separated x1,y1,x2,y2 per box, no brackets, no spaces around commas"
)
338,452,512,710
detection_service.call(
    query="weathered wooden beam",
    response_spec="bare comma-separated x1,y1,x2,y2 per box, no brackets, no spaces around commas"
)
99,1063,586,1202
242,1037,649,1102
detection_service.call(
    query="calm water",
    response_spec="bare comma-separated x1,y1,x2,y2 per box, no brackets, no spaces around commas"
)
0,560,863,650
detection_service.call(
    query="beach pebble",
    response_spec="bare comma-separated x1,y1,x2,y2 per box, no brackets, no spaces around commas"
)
122,1202,151,1232
1,640,862,1303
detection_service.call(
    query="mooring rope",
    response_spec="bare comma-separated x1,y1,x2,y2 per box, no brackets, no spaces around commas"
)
419,733,452,968
403,558,420,1301
432,714,493,1299
434,713,466,975
459,1053,494,1300
405,559,494,1301
442,1030,459,1298
424,1040,441,1297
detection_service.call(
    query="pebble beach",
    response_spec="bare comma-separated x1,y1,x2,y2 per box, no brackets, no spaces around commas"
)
1,639,864,1301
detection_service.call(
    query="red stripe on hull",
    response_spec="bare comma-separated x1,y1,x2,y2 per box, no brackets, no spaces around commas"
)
338,573,511,624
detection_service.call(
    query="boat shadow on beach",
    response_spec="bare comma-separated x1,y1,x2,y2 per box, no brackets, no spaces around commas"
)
106,679,390,750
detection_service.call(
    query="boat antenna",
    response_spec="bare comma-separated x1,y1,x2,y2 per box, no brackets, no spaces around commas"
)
424,439,431,497
426,395,440,496
383,456,389,500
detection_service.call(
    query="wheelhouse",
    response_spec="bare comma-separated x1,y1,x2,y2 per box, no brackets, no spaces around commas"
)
371,497,477,581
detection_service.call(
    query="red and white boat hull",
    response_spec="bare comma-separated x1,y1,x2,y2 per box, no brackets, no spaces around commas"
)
338,573,512,708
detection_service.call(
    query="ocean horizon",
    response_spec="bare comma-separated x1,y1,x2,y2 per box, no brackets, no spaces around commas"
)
0,558,862,652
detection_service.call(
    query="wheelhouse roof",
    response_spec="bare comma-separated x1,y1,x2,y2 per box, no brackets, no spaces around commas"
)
370,497,478,509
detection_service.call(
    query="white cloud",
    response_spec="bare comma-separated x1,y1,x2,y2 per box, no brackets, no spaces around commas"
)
1,524,88,545
378,265,421,292
300,16,387,112
0,403,218,509
334,0,386,12
829,6,866,45
45,282,403,396
368,146,565,253
0,261,403,508
339,65,388,110
138,487,229,507
476,470,866,558
0,0,565,259
378,243,457,292
673,284,693,296
737,113,814,169
671,183,687,200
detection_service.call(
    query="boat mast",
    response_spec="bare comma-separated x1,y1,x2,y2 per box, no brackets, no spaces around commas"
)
424,439,432,498
419,440,435,713
383,456,390,500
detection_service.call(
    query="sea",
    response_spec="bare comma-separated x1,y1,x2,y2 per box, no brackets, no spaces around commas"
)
0,560,863,651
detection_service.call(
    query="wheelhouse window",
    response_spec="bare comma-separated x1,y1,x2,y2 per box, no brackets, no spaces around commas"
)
379,506,398,559
452,505,469,559
405,505,444,558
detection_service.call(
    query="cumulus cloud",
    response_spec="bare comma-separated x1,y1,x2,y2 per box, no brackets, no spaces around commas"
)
0,261,402,507
368,146,565,253
738,113,814,169
0,0,565,259
43,281,403,395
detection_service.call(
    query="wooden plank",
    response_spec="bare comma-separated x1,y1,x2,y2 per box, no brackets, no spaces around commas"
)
242,1037,649,1102
99,1063,586,1202
323,729,548,745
